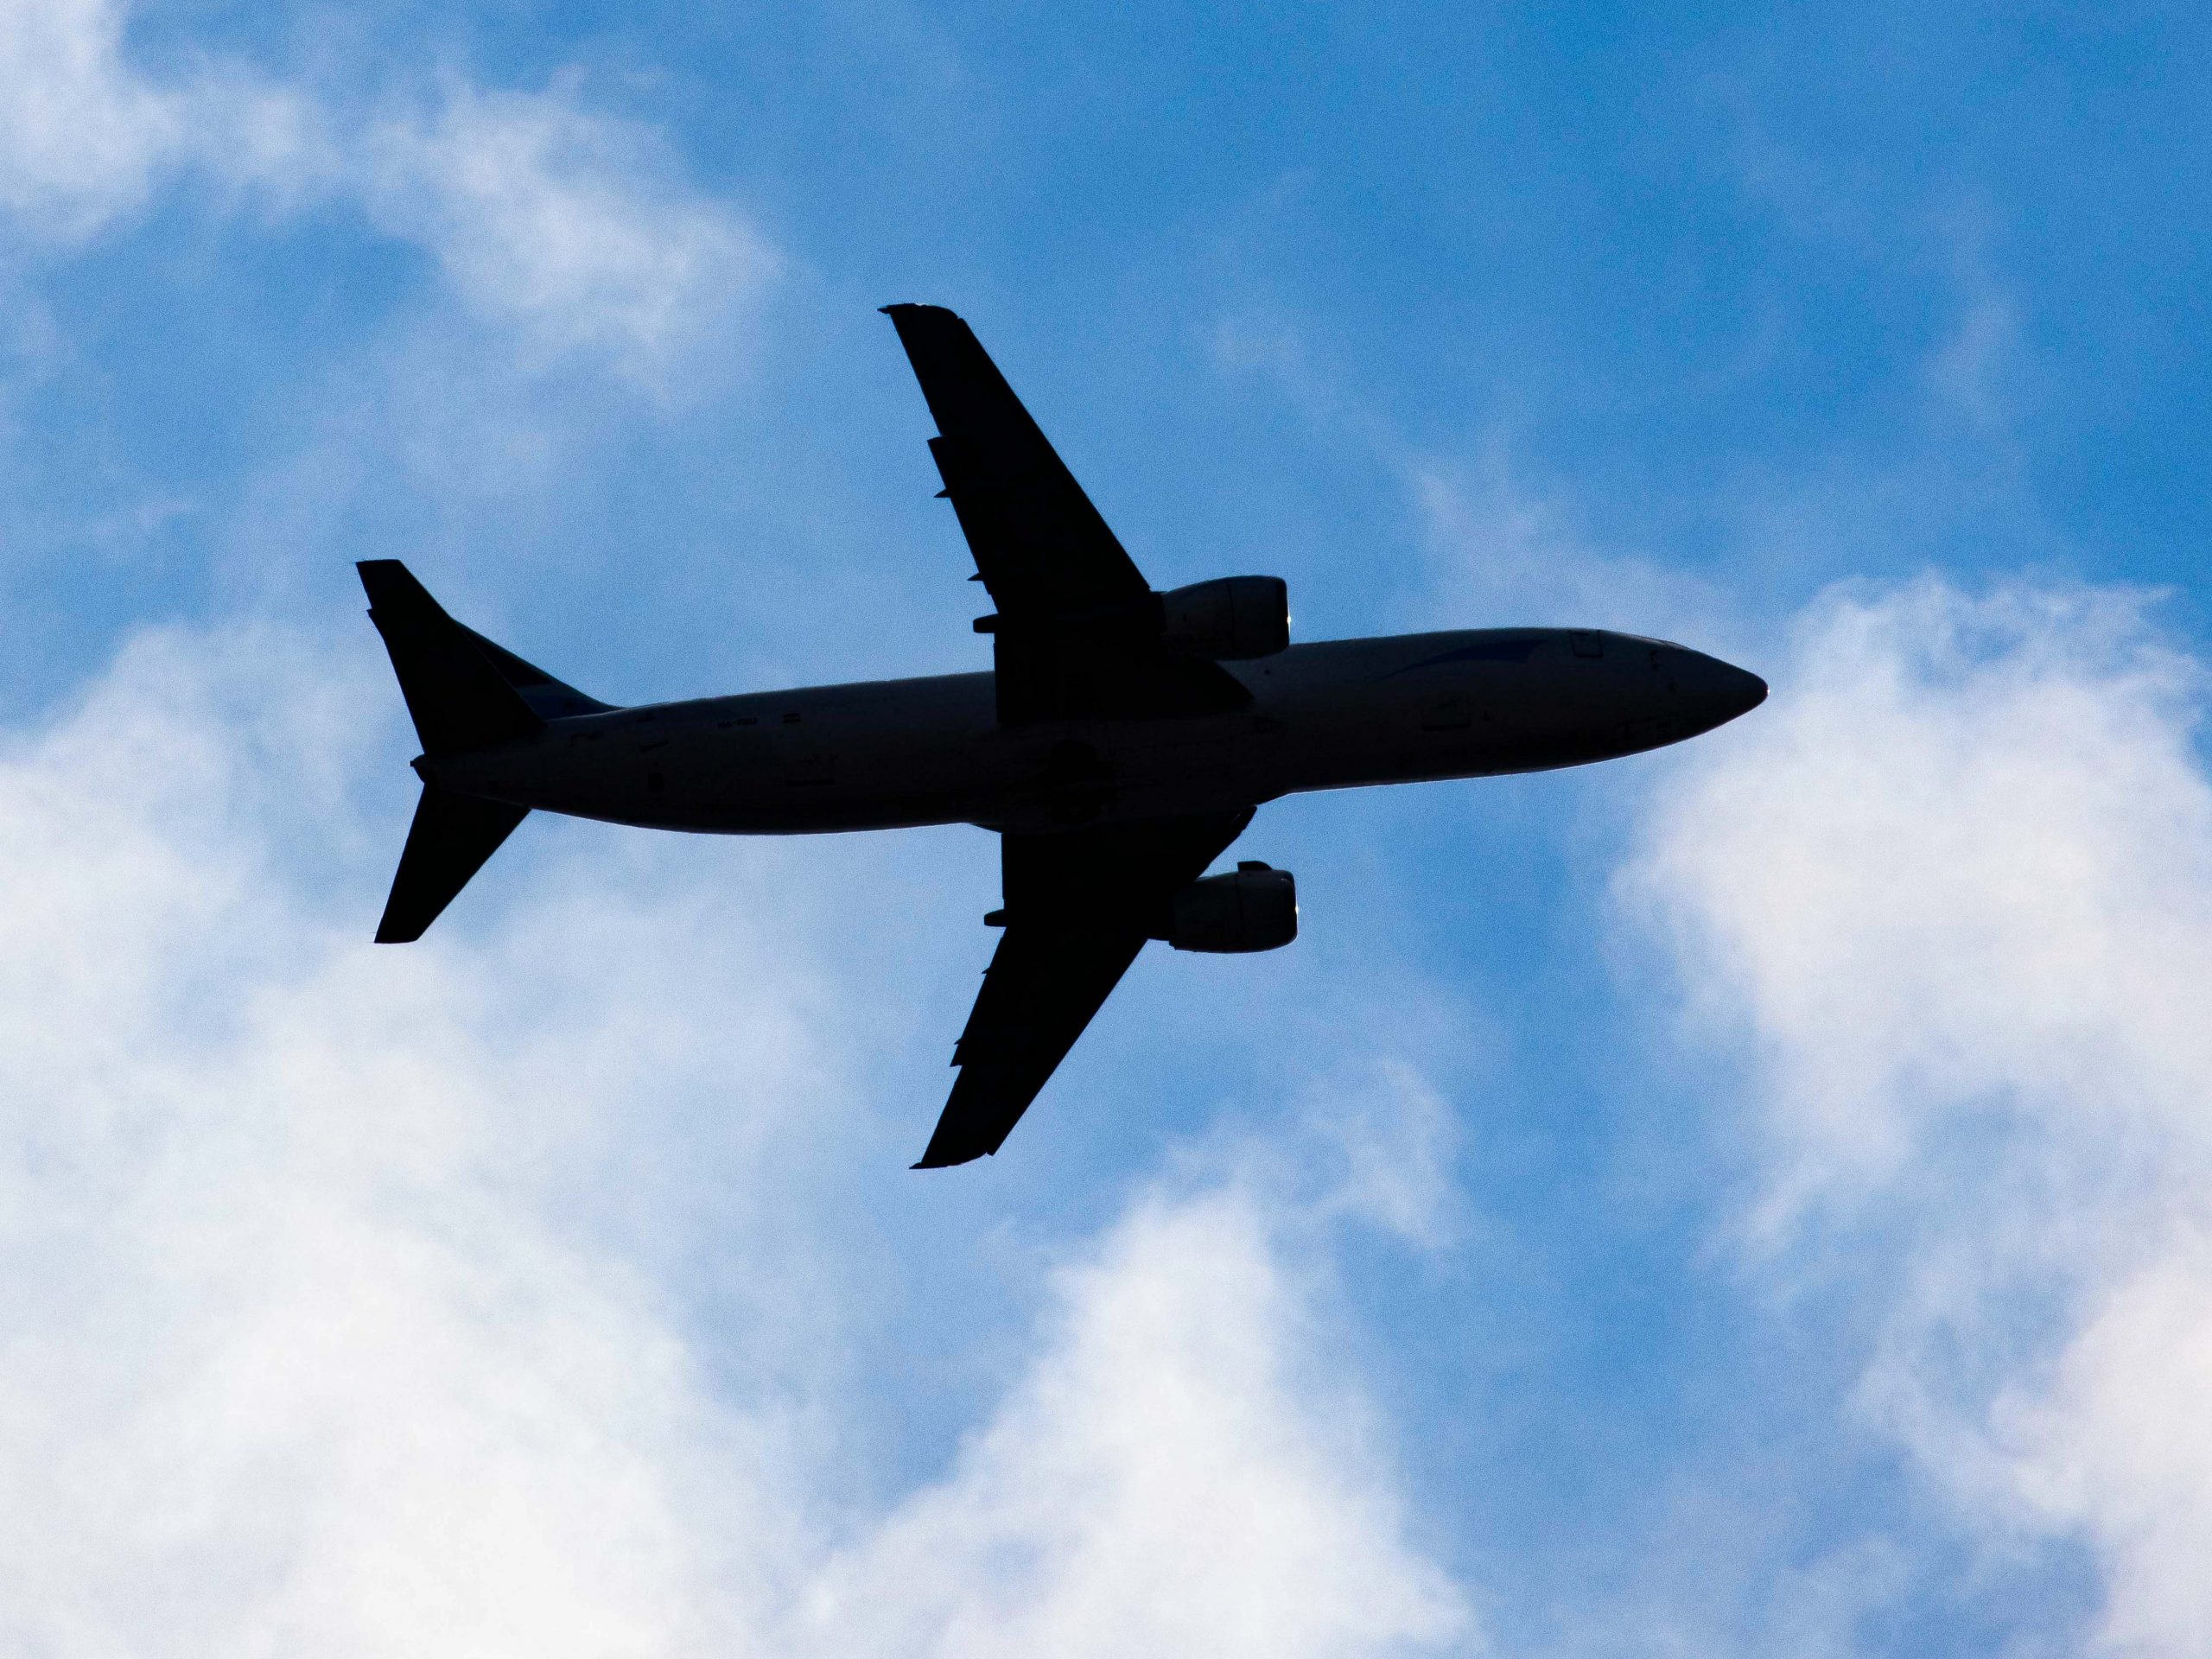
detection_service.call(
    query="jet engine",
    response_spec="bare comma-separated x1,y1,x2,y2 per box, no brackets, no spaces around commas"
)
1156,576,1290,659
1161,861,1298,953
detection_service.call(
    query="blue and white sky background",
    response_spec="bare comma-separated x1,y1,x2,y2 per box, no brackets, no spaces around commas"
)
3,3,2210,1653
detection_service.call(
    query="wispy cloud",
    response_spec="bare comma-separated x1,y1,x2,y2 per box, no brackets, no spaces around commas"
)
1626,575,2212,1653
358,82,773,383
0,621,1468,1656
0,0,772,385
1408,453,1738,648
806,1185,1469,1658
0,0,184,236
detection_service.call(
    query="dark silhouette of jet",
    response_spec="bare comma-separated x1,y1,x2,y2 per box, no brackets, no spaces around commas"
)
361,304,1765,1166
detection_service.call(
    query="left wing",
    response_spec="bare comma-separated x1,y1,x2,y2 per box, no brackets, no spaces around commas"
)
915,809,1255,1167
880,302,1147,620
882,303,1250,725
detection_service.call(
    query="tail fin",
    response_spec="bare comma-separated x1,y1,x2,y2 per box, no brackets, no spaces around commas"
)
359,560,611,942
376,785,529,943
361,560,561,755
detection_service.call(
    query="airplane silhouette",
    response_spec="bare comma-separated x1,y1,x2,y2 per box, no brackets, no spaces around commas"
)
361,304,1765,1166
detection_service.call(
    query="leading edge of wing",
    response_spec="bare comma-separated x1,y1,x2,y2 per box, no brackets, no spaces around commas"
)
914,808,1256,1169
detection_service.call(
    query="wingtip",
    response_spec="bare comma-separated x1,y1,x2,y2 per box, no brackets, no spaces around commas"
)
911,1141,991,1170
372,904,423,944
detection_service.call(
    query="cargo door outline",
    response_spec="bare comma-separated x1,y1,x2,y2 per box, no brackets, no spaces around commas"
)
775,711,836,787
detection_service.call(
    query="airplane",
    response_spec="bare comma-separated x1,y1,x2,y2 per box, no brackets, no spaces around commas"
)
359,303,1766,1168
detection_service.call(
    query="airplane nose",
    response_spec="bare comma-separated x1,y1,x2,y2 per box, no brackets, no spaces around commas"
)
1675,650,1767,730
1718,661,1767,720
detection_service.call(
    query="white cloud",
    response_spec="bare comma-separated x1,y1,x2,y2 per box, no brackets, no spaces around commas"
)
0,0,180,236
1207,1058,1465,1253
1287,1059,1463,1249
810,1188,1469,1659
0,621,1465,1656
360,84,775,383
0,625,798,1653
1626,576,2212,1653
0,0,769,382
2001,1230,2212,1655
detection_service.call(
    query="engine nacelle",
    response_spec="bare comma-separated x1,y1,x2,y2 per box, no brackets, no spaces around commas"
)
1163,863,1298,953
1156,576,1290,660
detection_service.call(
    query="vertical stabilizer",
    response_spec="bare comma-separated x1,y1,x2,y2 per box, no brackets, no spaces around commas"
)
359,560,585,942
359,560,543,756
376,785,530,943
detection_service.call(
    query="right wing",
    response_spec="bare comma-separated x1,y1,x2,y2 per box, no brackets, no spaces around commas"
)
919,924,1147,1169
882,303,1249,725
914,808,1255,1167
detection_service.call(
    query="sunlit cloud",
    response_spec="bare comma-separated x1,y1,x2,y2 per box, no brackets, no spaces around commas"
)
0,0,772,385
360,83,776,384
0,623,1467,1657
807,1185,1469,1659
1629,575,2212,1654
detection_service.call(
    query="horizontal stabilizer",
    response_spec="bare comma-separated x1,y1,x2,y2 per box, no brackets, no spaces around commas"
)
375,785,528,943
359,560,543,756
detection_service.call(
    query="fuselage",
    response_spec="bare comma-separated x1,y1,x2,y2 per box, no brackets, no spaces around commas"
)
423,626,1767,836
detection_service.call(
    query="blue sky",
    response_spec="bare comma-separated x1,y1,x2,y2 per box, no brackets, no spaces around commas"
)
3,3,2210,1654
